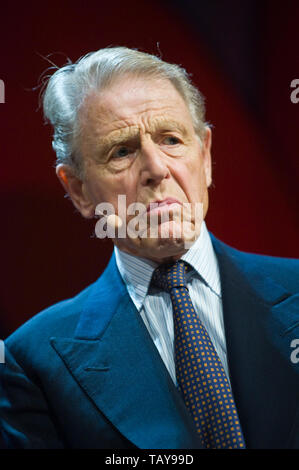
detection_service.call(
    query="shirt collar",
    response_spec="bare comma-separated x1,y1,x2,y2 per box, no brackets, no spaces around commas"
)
114,221,221,311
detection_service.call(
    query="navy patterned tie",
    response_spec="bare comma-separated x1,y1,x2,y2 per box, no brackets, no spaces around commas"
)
152,260,246,449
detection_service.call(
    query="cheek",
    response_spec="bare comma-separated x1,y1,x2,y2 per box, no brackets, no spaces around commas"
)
88,169,138,209
85,174,114,206
172,160,207,201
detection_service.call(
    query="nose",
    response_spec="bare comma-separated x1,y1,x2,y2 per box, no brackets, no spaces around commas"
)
139,139,170,187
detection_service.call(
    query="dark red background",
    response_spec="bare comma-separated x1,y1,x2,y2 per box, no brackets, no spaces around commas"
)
0,0,298,336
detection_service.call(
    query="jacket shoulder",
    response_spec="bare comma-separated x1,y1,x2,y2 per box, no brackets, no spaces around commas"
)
211,234,299,293
5,281,96,355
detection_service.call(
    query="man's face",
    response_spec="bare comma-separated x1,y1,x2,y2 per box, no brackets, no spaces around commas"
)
60,75,212,262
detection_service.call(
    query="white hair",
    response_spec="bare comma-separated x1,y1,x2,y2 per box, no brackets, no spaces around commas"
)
42,46,208,177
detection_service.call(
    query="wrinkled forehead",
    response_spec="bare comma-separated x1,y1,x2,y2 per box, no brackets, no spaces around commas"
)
78,75,194,137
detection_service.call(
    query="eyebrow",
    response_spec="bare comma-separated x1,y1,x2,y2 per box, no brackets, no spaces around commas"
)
98,127,139,156
97,118,189,156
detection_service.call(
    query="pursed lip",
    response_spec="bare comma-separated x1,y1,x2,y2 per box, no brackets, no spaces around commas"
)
146,197,182,213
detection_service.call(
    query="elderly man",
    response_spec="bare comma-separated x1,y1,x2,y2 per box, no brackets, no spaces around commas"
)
0,47,298,450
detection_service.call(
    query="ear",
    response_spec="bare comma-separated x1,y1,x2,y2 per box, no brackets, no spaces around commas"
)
202,126,212,188
56,164,95,218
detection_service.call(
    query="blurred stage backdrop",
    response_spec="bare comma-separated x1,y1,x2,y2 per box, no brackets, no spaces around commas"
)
0,0,298,336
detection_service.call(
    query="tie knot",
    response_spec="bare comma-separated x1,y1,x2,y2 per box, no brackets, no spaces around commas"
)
151,260,189,292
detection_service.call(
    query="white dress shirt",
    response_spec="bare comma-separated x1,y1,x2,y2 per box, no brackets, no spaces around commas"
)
114,222,230,385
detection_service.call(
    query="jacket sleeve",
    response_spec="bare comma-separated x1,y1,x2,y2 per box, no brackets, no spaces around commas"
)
0,344,64,449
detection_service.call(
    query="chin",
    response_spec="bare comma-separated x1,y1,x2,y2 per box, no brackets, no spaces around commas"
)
114,221,200,262
137,235,188,262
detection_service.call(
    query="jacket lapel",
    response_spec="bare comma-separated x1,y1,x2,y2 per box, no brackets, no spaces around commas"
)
50,237,298,449
211,236,299,448
51,254,203,449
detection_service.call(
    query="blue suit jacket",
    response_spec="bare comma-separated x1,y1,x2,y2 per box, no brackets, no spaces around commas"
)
0,236,298,448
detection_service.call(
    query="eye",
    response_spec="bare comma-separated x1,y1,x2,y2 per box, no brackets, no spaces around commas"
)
163,136,180,145
112,146,131,158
